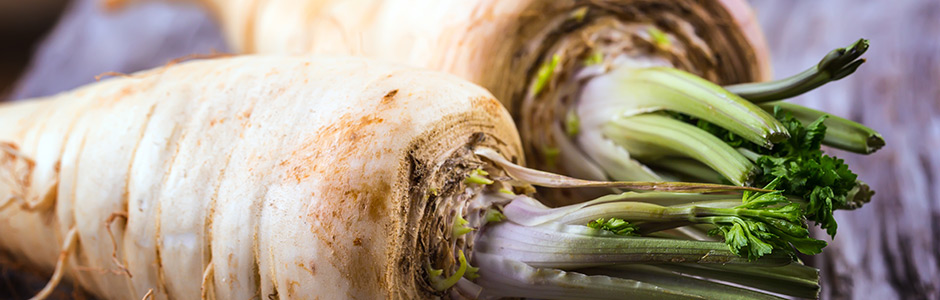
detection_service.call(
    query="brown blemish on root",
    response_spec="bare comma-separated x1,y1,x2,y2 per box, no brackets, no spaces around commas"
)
286,280,299,298
471,96,507,117
237,107,253,121
381,89,399,105
282,114,384,184
287,109,403,296
209,118,227,127
298,262,316,277
365,181,390,221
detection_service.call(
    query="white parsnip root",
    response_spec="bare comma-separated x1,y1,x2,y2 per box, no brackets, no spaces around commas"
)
108,0,772,203
1,56,817,299
0,56,525,299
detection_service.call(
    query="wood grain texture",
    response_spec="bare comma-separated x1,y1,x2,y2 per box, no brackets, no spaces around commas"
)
751,0,940,299
7,0,228,100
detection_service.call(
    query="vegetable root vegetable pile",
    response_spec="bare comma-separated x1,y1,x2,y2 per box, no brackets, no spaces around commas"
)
154,0,773,185
4,0,886,298
2,56,826,299
143,0,882,224
126,0,884,261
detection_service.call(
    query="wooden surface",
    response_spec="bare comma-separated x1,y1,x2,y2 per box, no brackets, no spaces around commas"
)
751,0,939,298
7,0,228,100
3,0,938,299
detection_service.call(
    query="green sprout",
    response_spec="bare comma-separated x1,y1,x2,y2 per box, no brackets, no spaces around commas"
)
485,208,506,223
428,250,470,291
531,54,560,96
565,109,580,137
453,214,475,237
465,168,493,185
587,218,640,236
647,27,671,50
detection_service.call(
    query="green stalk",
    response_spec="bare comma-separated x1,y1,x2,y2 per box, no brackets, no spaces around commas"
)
475,147,768,193
725,39,868,102
501,190,824,260
500,193,739,227
456,190,823,299
579,191,733,207
656,263,820,299
473,252,705,300
556,202,797,226
647,158,727,184
584,67,788,147
583,265,786,300
604,114,756,185
477,221,791,268
761,101,884,154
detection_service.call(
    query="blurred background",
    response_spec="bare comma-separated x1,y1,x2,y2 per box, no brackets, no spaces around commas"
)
0,0,937,299
0,0,67,97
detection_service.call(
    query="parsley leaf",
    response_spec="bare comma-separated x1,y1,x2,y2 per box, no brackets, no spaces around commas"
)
676,106,859,237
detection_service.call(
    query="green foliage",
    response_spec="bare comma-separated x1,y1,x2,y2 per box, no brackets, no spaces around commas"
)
706,184,827,260
587,218,640,236
676,106,858,237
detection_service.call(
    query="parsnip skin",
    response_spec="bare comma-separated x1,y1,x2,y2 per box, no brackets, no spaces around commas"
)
0,56,522,299
197,0,771,95
170,0,772,196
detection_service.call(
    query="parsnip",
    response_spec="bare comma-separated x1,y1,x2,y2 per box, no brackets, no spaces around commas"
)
0,55,521,299
112,0,773,191
1,56,814,300
139,0,881,236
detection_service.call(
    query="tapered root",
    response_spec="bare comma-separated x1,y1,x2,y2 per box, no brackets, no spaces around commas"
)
0,191,55,212
105,212,132,278
0,195,18,211
141,289,154,300
0,142,55,212
0,142,34,165
201,262,214,300
30,227,78,300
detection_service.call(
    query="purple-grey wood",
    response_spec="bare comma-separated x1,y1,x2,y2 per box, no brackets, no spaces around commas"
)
7,0,228,100
751,0,939,299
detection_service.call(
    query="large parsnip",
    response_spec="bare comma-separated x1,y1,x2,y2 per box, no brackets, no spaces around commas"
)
163,0,880,227
1,56,819,300
0,55,521,299
111,0,776,196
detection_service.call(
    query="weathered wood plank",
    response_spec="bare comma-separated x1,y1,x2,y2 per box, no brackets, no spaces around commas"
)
751,0,940,299
8,0,228,100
